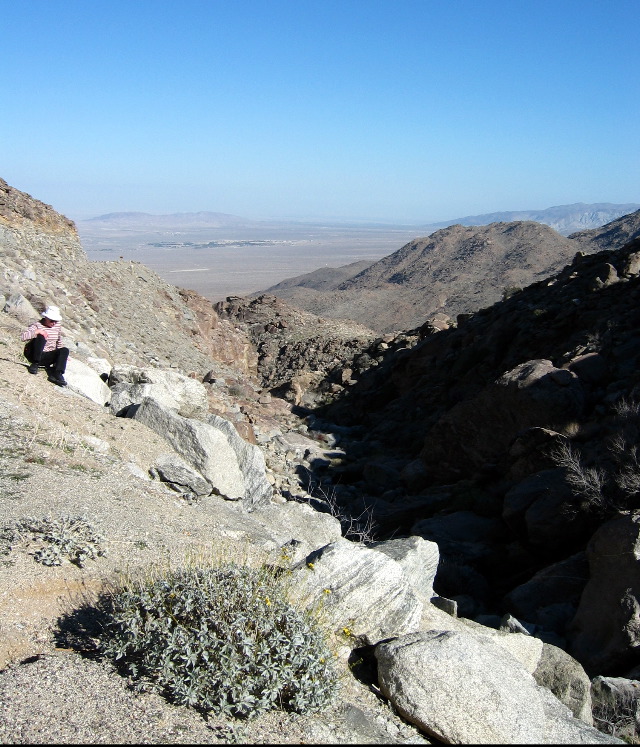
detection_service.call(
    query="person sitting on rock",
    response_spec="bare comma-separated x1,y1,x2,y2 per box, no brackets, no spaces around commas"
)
20,305,69,387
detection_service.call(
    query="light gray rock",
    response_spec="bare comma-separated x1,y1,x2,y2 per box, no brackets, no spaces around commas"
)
3,292,39,323
457,616,545,673
125,462,149,480
64,357,112,406
375,630,620,744
501,612,535,635
249,501,342,563
293,538,423,646
152,453,212,496
369,536,439,602
109,364,209,418
84,356,112,379
541,687,623,744
205,413,275,509
129,397,272,510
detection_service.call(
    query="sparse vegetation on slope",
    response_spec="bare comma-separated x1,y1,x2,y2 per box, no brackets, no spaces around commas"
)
95,561,338,719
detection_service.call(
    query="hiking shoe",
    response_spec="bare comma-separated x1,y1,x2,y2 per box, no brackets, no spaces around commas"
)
27,364,39,375
48,373,67,387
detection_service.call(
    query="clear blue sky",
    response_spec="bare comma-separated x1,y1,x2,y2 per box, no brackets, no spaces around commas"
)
1,0,638,222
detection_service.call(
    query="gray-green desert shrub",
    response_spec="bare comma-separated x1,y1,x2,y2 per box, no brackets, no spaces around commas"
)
1,515,106,567
96,563,338,718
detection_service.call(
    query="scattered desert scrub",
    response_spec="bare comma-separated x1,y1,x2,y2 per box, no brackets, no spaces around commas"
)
551,440,607,514
0,515,106,566
92,549,338,719
551,396,640,518
302,473,377,543
593,692,640,743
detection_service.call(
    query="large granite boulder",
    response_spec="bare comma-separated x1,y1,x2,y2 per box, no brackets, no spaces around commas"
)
292,538,423,646
64,357,111,406
3,292,39,323
375,630,620,744
249,501,342,563
569,511,640,674
109,364,209,418
129,397,272,510
533,643,594,724
151,452,213,497
369,536,440,602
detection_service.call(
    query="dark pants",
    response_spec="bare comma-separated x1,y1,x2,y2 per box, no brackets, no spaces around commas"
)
24,336,69,373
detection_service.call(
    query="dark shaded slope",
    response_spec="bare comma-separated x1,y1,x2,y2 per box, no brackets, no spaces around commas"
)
307,237,640,671
323,238,640,467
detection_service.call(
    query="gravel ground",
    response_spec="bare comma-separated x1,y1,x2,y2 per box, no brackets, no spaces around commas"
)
0,652,427,745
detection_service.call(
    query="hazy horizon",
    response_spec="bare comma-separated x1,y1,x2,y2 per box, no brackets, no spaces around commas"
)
75,199,640,227
76,199,640,303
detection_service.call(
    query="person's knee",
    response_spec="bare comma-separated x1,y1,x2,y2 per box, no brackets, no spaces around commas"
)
55,348,69,371
30,336,46,358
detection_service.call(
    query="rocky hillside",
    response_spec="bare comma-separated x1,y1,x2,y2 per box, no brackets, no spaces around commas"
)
0,176,634,743
213,294,414,408
570,208,640,252
262,210,640,333
309,235,640,674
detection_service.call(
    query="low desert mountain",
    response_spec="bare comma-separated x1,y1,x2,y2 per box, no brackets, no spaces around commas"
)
263,210,640,333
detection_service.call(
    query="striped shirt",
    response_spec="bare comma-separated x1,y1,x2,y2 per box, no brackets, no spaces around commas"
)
20,320,64,353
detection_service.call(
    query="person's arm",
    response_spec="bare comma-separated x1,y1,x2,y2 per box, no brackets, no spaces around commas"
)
20,323,40,342
20,322,49,342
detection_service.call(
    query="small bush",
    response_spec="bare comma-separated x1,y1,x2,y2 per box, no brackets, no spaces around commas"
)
96,562,338,718
1,515,106,567
551,396,640,519
593,694,640,742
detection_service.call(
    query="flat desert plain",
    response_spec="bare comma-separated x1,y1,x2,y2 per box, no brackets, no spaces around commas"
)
77,218,424,303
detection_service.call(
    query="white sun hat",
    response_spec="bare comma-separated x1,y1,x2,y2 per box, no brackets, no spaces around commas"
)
42,305,62,321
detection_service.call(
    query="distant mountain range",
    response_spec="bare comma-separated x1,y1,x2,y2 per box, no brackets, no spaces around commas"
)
81,202,640,235
419,202,640,236
83,211,246,229
262,208,640,333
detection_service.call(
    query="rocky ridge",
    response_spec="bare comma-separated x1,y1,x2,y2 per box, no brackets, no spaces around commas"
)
262,210,640,333
0,176,633,743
